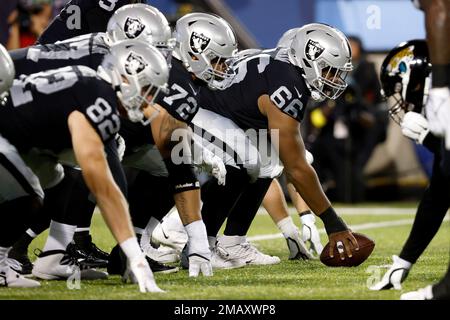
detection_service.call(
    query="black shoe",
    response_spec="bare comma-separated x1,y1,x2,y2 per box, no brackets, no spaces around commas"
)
67,242,109,269
74,232,110,261
147,258,179,274
107,245,179,275
8,233,34,275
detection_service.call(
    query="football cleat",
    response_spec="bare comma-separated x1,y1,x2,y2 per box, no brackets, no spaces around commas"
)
370,255,411,291
142,243,180,264
211,245,246,269
216,239,281,266
66,242,108,269
6,257,33,276
0,265,40,288
152,210,188,252
32,250,108,280
108,245,178,275
400,285,434,300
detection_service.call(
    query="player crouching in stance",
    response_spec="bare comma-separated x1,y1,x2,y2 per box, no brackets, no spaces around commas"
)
0,41,170,292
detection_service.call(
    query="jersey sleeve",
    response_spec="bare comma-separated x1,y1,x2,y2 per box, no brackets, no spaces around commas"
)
155,76,200,124
76,79,121,142
265,61,309,122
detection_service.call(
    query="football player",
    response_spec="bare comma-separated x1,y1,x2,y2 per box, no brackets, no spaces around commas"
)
412,0,450,168
128,12,237,277
7,3,175,276
195,23,359,263
369,40,450,300
0,41,169,291
38,0,146,44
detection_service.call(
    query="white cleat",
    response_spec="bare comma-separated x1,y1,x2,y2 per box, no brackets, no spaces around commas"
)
400,285,434,300
142,244,180,264
211,246,246,269
217,239,281,266
370,255,411,291
32,250,108,280
0,265,40,288
152,209,188,252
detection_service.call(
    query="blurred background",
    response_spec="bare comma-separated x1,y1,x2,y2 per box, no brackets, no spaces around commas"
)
0,0,431,203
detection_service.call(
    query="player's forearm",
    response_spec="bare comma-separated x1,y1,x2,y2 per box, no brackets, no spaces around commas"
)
285,164,330,215
424,0,450,86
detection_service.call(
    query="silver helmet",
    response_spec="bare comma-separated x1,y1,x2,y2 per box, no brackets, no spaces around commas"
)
99,40,169,124
288,23,353,100
107,4,175,56
277,27,301,48
0,44,15,104
174,12,238,89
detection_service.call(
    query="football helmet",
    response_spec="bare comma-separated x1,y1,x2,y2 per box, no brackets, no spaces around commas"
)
98,40,169,124
0,44,15,104
288,23,353,101
174,12,238,90
106,4,175,59
277,27,300,48
380,40,431,124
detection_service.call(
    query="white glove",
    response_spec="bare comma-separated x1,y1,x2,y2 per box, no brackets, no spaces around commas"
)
201,148,227,186
115,134,126,161
400,112,429,144
122,254,164,293
425,88,450,143
305,150,314,165
369,255,411,291
188,254,213,277
300,213,323,256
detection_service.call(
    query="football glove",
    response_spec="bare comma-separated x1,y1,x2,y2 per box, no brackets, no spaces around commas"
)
192,139,227,185
122,253,164,293
425,88,450,148
188,254,213,277
285,228,314,260
400,285,434,300
305,150,314,165
300,213,323,256
401,112,429,144
201,148,227,186
115,134,126,161
369,255,411,291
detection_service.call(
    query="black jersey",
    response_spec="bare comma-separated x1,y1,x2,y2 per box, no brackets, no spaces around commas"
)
0,66,120,153
10,33,109,77
119,118,154,155
155,58,202,124
38,0,137,44
198,48,311,130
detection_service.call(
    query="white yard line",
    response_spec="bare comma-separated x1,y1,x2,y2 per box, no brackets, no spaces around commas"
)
248,216,449,242
256,207,441,216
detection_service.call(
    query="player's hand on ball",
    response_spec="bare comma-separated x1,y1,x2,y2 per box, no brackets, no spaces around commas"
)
123,254,164,293
328,230,359,260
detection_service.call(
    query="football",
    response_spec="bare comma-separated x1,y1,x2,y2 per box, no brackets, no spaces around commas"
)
320,232,375,267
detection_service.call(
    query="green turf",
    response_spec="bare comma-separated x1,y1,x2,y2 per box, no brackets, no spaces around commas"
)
1,205,449,300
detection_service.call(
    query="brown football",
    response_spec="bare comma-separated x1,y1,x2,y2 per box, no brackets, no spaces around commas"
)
320,232,375,267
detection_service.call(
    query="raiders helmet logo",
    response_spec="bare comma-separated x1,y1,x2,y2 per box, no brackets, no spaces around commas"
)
305,39,325,60
190,32,211,54
125,52,147,75
124,17,145,39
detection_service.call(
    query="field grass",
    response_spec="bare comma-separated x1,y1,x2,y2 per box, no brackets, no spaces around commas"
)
1,204,449,300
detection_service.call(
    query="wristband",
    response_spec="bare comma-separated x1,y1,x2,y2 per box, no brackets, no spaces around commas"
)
432,64,450,88
318,207,348,234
